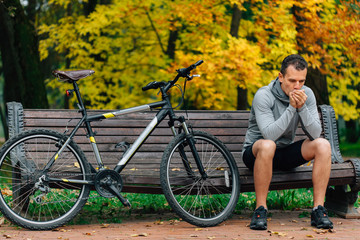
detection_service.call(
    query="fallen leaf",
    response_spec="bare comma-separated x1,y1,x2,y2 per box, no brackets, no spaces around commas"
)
3,235,11,239
153,220,163,225
168,219,180,225
2,188,12,196
313,229,327,234
190,234,198,237
268,231,287,237
207,236,216,239
130,168,137,171
74,162,80,168
337,221,343,225
291,219,298,223
84,232,92,236
101,224,110,228
300,227,307,230
306,235,314,238
195,228,203,231
329,229,336,233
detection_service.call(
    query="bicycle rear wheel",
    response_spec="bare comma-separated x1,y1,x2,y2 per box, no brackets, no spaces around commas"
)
0,129,91,230
160,130,240,227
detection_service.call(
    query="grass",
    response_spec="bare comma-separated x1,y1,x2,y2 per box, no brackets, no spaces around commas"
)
69,192,172,225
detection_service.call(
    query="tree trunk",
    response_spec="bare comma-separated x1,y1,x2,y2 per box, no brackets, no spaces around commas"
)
305,67,329,105
292,3,329,106
83,0,97,16
230,4,248,110
166,29,178,60
0,0,48,109
345,119,359,143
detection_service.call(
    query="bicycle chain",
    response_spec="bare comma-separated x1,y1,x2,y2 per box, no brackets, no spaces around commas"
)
33,172,102,205
34,171,127,205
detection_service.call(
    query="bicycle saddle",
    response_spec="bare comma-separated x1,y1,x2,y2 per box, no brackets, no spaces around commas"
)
53,69,95,82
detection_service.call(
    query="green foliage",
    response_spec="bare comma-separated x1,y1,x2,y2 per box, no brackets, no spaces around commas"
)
340,141,360,157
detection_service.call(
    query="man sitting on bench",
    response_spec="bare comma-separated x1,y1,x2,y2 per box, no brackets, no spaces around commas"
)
242,54,333,230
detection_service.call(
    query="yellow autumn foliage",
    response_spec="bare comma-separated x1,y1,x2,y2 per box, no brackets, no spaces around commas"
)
38,0,360,121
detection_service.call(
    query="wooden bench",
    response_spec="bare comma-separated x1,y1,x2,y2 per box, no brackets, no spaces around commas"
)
6,102,360,218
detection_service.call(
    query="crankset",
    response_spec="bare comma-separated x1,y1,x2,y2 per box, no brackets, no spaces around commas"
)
94,170,131,207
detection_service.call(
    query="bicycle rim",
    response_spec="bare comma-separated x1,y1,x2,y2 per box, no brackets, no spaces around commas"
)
161,131,239,227
0,130,90,230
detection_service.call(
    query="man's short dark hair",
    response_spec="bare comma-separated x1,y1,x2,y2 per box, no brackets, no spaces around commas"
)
280,54,308,76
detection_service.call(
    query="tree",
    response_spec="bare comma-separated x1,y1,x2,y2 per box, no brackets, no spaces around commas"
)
230,3,248,110
0,0,49,139
38,0,360,125
0,0,48,108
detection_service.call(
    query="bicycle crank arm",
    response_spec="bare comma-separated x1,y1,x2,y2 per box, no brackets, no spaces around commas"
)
107,184,131,208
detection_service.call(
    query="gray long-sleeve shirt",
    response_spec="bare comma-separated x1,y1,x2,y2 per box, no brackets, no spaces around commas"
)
242,78,321,151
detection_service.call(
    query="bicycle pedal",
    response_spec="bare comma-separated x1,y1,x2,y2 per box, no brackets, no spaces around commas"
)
122,198,131,208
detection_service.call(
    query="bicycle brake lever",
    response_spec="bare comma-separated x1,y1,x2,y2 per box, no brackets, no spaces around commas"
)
187,74,201,81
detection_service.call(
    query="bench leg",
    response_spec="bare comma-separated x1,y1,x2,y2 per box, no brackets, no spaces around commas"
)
325,185,360,219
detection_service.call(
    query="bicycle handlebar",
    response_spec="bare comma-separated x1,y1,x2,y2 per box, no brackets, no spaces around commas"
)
142,81,165,91
142,60,203,92
176,60,203,77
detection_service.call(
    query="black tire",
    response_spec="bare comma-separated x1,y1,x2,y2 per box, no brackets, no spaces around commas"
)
0,129,91,230
160,130,240,227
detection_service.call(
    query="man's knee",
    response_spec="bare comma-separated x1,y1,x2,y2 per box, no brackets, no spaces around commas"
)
313,138,331,155
253,139,276,157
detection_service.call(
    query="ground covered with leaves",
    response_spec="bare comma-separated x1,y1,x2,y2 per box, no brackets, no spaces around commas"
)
0,209,359,240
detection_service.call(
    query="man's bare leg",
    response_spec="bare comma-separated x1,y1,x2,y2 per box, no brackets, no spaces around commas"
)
252,139,276,209
301,138,331,207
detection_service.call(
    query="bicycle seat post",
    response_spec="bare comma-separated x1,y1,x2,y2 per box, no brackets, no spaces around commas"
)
72,81,86,115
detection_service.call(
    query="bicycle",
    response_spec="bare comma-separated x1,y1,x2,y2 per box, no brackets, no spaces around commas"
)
0,60,240,230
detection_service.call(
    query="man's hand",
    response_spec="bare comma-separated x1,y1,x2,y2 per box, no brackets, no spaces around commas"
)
289,89,307,109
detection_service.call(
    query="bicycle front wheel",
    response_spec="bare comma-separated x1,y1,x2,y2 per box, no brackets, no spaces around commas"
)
0,129,91,230
160,130,240,227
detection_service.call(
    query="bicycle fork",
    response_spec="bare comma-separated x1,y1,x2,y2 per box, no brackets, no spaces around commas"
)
171,117,208,180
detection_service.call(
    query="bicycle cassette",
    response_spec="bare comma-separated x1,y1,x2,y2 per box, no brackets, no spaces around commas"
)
94,169,123,198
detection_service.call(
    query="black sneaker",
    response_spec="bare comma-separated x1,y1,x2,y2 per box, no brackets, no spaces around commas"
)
311,205,333,229
250,206,268,230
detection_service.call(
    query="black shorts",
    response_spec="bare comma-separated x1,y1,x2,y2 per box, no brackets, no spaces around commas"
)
242,139,307,171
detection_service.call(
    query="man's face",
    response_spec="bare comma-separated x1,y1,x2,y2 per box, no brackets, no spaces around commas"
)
278,65,307,96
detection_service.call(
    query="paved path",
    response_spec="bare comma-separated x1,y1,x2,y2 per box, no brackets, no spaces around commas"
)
0,209,359,239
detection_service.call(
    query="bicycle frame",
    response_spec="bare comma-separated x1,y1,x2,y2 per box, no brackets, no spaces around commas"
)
46,80,197,185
